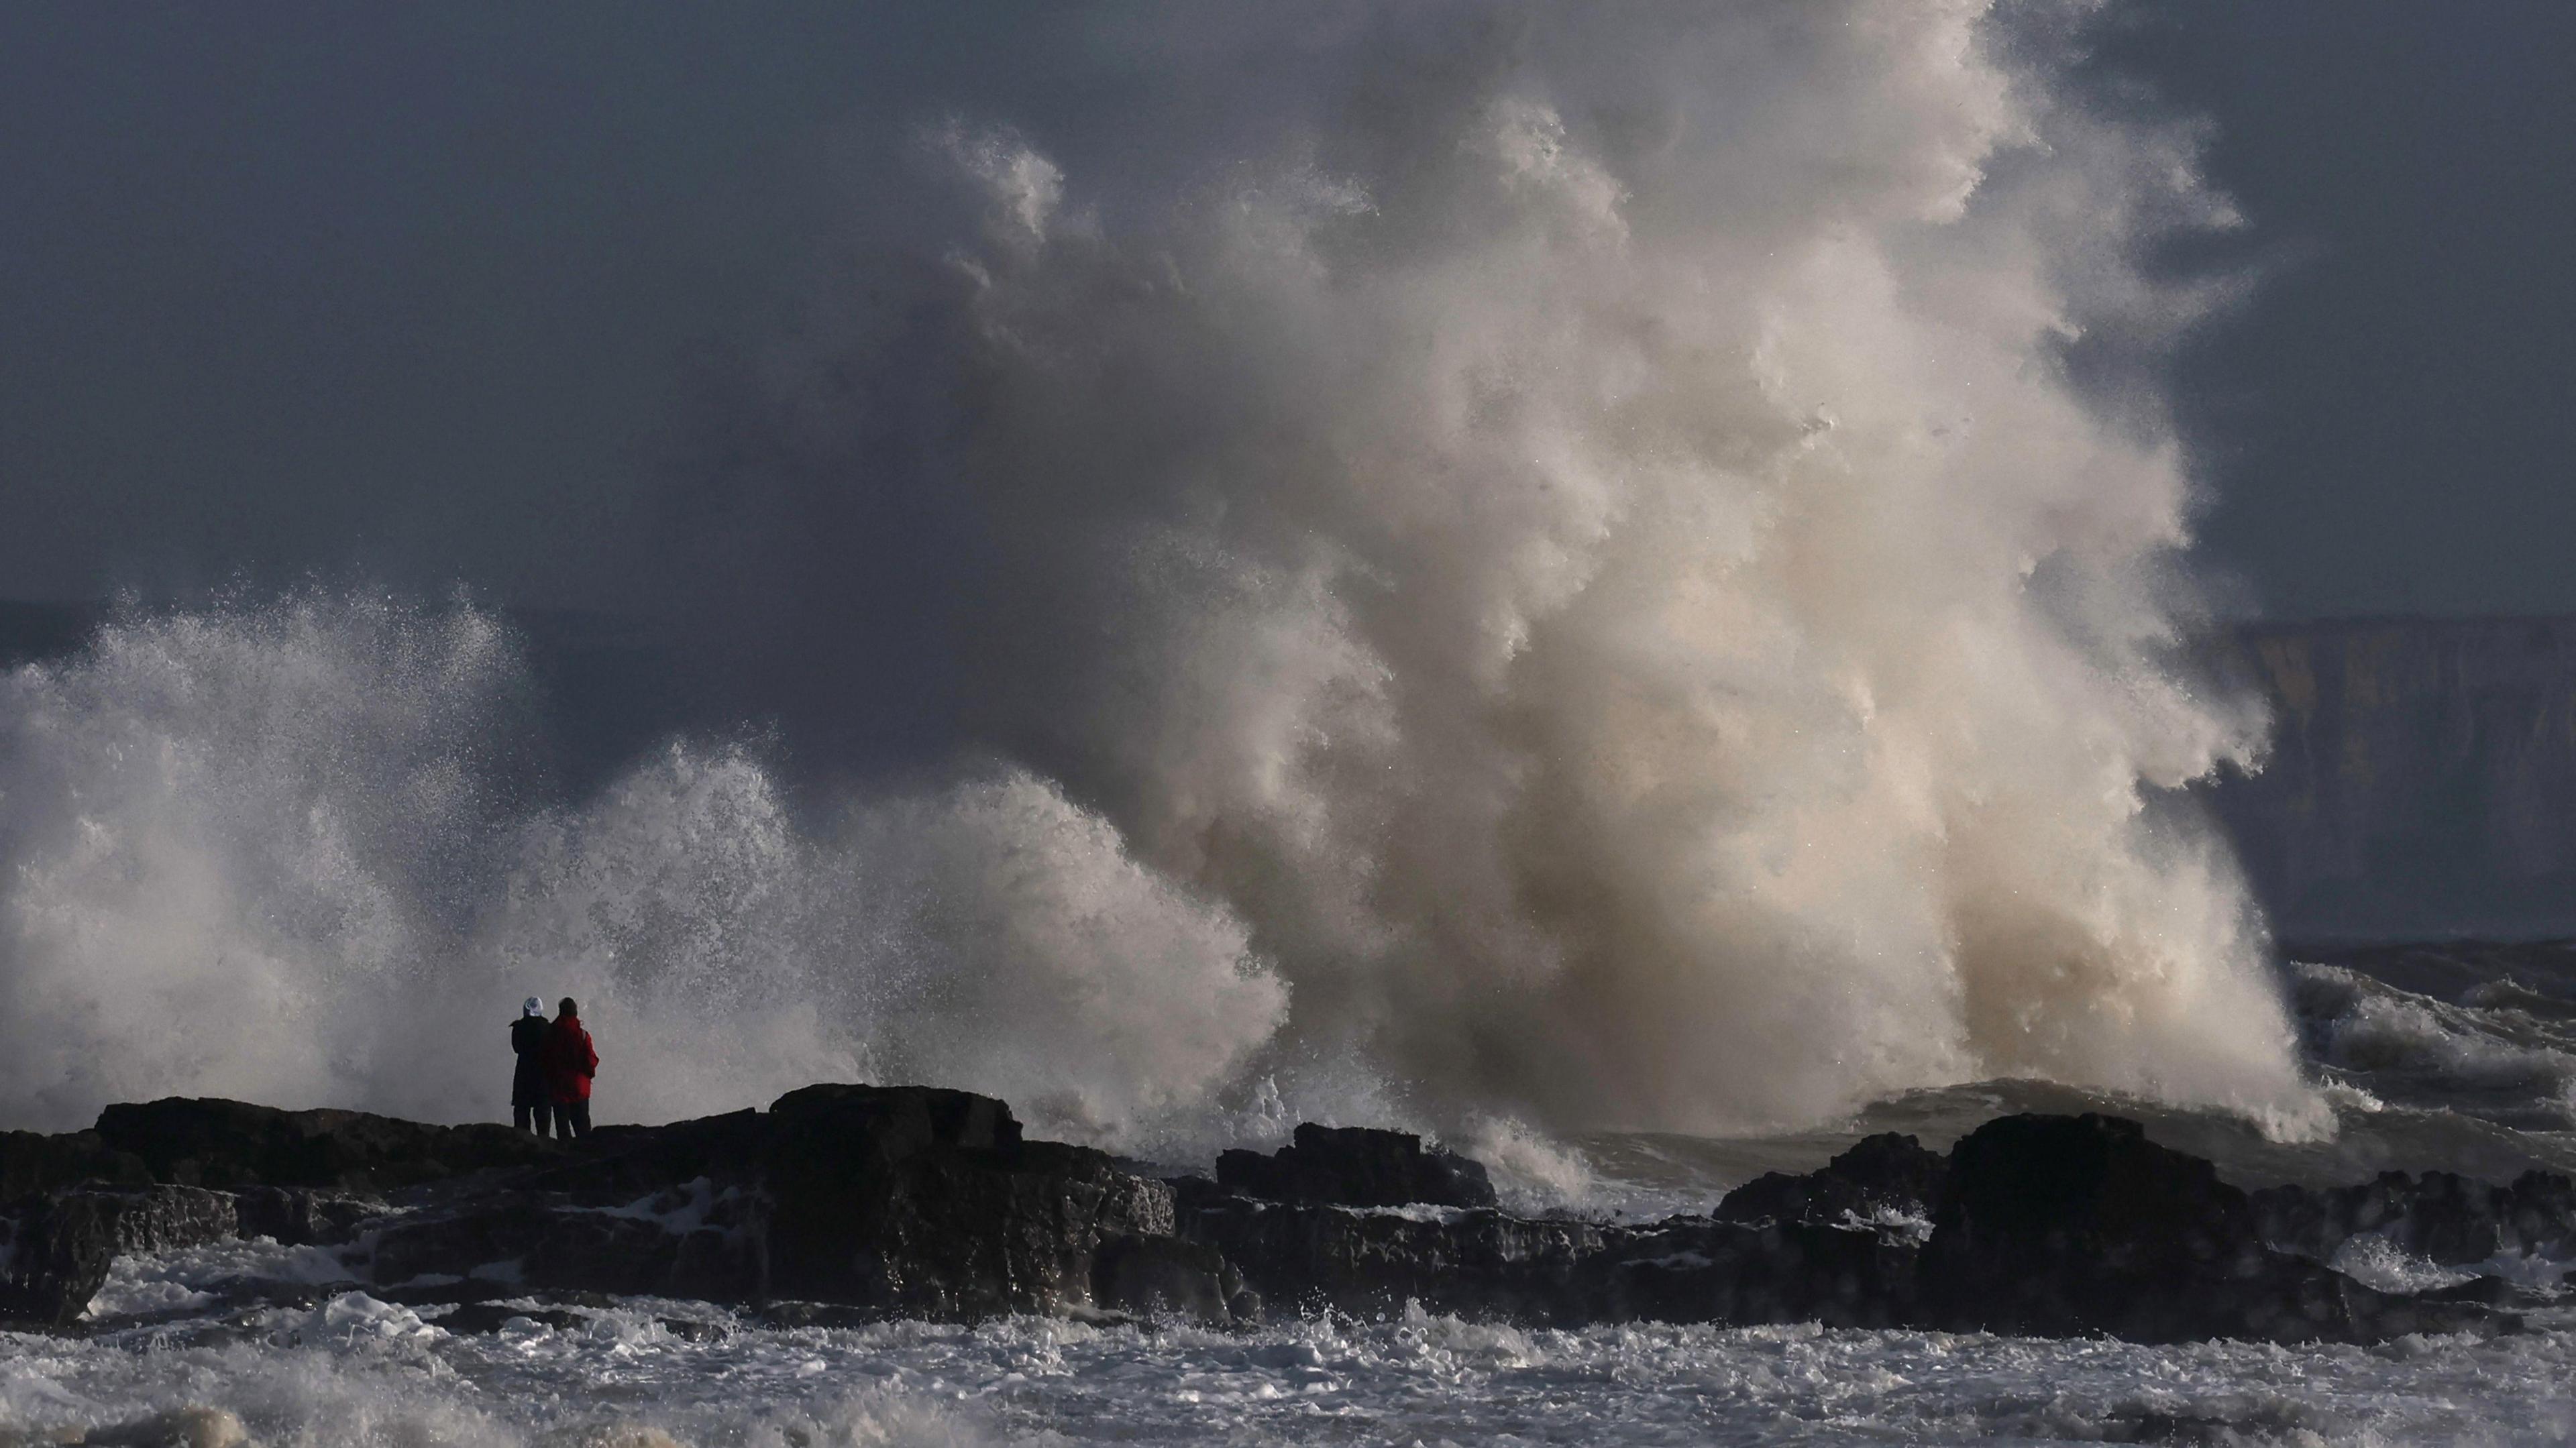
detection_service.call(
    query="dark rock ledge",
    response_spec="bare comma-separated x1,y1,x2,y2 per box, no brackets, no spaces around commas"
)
0,1089,2559,1344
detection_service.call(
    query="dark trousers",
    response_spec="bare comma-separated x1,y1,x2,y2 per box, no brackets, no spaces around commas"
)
551,1099,592,1140
513,1101,552,1135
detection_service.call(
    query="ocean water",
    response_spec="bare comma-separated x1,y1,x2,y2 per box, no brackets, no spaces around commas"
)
11,944,2576,1447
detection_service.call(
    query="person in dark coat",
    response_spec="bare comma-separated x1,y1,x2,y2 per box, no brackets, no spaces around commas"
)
508,997,552,1135
545,997,599,1140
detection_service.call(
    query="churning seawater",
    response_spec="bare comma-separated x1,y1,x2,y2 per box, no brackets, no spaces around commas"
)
12,944,2576,1446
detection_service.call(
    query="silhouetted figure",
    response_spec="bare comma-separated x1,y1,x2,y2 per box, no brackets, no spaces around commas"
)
545,996,599,1140
508,997,552,1135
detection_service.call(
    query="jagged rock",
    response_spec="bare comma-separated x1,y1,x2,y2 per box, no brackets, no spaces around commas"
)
366,1186,761,1301
0,1129,152,1202
0,1186,238,1323
0,1088,2538,1346
1182,1199,1918,1328
1091,1233,1257,1324
438,1302,587,1333
2251,1167,2576,1266
93,1098,557,1191
1215,1124,1497,1209
1601,1217,1921,1329
350,1085,1173,1320
230,1185,378,1247
764,1103,1174,1317
1715,1133,1945,1228
1916,1113,2508,1343
1183,1196,1605,1321
768,1082,1022,1157
514,1109,771,1198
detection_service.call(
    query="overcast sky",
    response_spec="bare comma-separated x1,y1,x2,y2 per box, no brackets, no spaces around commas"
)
2,1,2569,619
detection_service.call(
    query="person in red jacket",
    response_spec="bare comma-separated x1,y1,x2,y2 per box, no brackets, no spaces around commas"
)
544,997,599,1140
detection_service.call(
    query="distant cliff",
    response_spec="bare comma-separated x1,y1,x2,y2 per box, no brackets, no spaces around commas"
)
2207,617,2576,939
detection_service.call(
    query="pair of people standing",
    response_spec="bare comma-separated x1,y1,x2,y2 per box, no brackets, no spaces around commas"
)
509,997,599,1139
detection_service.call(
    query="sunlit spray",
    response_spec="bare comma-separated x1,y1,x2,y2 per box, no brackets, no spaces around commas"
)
0,3,2321,1152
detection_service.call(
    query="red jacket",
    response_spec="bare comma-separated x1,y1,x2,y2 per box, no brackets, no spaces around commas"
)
545,1015,598,1103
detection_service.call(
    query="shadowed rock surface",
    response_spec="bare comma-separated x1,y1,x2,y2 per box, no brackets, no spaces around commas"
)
0,1092,2552,1342
1915,1113,2485,1343
0,1186,240,1324
2252,1166,2576,1267
1713,1133,1946,1230
93,1098,559,1191
1216,1125,1497,1209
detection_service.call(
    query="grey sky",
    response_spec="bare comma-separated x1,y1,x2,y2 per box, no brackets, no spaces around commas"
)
1,2,2569,618
2098,0,2576,618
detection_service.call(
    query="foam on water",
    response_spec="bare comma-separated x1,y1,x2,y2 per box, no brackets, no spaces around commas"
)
11,1300,2576,1447
17,951,2576,1442
85,1238,355,1322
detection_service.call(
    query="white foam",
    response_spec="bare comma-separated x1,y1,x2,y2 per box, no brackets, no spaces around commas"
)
8,1303,2573,1445
2328,1233,2478,1296
85,1238,358,1322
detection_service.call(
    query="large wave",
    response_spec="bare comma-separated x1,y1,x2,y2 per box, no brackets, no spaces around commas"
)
0,2,2322,1148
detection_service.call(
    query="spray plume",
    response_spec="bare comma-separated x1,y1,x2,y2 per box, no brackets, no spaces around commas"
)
0,2,2320,1149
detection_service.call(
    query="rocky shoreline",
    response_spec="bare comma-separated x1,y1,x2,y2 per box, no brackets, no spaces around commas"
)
2,1086,2565,1344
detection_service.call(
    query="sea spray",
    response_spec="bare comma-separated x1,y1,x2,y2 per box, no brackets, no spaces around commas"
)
692,1,2315,1133
0,3,2324,1148
0,597,1282,1140
0,596,524,1125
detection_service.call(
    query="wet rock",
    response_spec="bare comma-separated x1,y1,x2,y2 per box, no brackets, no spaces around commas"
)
1215,1124,1497,1209
1603,1217,1922,1329
1183,1199,1919,1328
346,1085,1175,1321
93,1097,557,1191
751,1300,883,1329
0,1087,2536,1345
438,1301,586,1333
0,1130,151,1202
230,1185,378,1246
366,1181,763,1302
1183,1198,1605,1321
2251,1167,2576,1266
1092,1233,1256,1325
1916,1113,2509,1343
514,1109,771,1198
1714,1133,1945,1228
767,1082,1022,1157
764,1114,1174,1318
0,1186,238,1324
